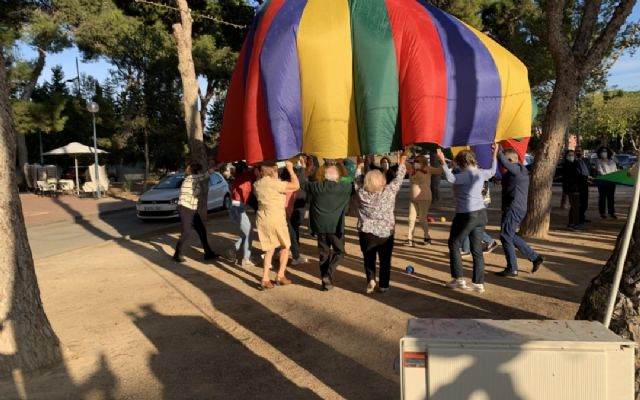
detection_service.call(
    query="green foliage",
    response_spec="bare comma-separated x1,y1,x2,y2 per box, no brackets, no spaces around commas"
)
573,90,640,151
12,93,68,135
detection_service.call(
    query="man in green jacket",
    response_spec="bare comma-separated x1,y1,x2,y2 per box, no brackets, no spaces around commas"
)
303,160,353,291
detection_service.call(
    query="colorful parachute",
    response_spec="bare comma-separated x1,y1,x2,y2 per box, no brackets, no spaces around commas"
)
219,0,532,164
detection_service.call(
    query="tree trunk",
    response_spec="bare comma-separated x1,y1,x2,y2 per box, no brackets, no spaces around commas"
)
16,47,46,175
173,0,208,218
143,128,149,192
0,50,61,377
520,75,581,238
576,220,640,397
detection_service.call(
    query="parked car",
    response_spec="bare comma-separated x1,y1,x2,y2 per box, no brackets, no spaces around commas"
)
136,172,231,220
615,154,637,169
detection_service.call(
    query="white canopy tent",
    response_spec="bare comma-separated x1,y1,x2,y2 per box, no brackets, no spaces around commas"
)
43,142,108,195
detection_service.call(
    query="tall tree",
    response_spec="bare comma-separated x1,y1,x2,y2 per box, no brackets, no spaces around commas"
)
12,3,70,173
519,0,638,238
173,0,206,168
0,47,61,376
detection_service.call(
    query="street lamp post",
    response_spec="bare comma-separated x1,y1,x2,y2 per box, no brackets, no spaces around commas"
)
87,101,101,198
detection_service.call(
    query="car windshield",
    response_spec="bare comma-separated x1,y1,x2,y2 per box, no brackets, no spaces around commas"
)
155,174,184,189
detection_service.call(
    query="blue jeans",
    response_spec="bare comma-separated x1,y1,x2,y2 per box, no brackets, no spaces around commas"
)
462,230,495,253
448,210,487,284
229,204,252,260
500,207,538,273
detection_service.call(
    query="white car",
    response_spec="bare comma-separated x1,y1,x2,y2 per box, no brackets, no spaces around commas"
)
136,172,231,220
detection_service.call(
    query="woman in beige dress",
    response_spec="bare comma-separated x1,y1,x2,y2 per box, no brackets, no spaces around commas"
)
405,155,442,247
253,160,300,289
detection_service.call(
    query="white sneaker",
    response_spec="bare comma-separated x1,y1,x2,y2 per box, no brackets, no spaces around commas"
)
291,255,308,266
446,278,470,290
366,279,376,294
240,258,256,268
470,282,485,293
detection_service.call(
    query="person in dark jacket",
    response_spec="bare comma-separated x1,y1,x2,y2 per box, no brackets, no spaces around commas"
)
495,148,544,277
574,146,592,223
302,160,353,291
562,150,586,232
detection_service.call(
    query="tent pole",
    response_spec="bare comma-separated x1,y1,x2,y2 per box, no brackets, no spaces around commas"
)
74,156,80,196
603,165,640,327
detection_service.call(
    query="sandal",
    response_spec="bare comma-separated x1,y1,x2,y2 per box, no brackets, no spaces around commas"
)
260,280,274,290
276,276,292,286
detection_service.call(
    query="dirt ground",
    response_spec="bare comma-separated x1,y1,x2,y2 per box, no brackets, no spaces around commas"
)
0,183,630,399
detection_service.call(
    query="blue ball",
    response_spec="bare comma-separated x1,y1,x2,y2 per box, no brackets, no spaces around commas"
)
405,266,414,274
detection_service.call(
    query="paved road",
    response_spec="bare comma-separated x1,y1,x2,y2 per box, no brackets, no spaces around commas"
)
28,182,634,260
27,209,227,260
27,209,164,260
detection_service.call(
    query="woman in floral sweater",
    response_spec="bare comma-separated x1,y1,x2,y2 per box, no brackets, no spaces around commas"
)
355,151,407,294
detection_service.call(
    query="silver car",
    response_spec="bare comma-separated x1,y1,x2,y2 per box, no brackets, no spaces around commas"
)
136,172,231,220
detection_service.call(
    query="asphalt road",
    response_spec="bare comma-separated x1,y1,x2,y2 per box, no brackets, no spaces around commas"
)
27,209,161,260
28,181,633,260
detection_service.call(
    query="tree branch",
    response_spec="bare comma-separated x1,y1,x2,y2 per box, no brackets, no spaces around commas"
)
573,0,603,56
546,0,576,71
20,47,46,101
133,0,247,29
583,0,636,77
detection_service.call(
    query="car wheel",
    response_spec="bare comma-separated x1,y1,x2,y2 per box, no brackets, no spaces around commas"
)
222,194,231,210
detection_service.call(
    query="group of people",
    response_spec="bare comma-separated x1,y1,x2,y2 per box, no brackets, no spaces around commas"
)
171,145,547,294
561,146,619,231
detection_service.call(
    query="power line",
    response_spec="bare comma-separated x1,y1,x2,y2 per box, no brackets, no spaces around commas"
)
133,0,248,29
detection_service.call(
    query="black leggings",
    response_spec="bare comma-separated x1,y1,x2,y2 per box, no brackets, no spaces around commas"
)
175,205,213,256
598,184,616,216
359,231,394,289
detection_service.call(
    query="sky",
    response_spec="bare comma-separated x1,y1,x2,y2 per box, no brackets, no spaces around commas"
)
15,3,640,92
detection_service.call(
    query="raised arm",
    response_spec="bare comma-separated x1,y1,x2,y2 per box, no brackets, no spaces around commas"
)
479,158,498,181
387,151,408,193
284,161,300,192
354,156,365,191
497,151,522,175
436,149,460,184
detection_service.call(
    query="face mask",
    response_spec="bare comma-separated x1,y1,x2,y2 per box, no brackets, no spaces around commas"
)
381,162,389,169
414,163,422,169
599,152,607,159
295,161,302,168
567,156,575,162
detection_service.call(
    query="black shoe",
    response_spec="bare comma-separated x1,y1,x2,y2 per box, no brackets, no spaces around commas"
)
583,219,592,223
532,256,544,273
321,276,334,291
601,214,607,219
484,241,499,254
173,254,186,262
495,269,518,277
423,238,432,246
610,214,618,220
204,251,220,261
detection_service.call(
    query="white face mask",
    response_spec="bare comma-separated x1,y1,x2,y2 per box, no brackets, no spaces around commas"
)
295,161,302,168
599,152,607,159
567,156,575,162
413,163,422,169
381,162,389,170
